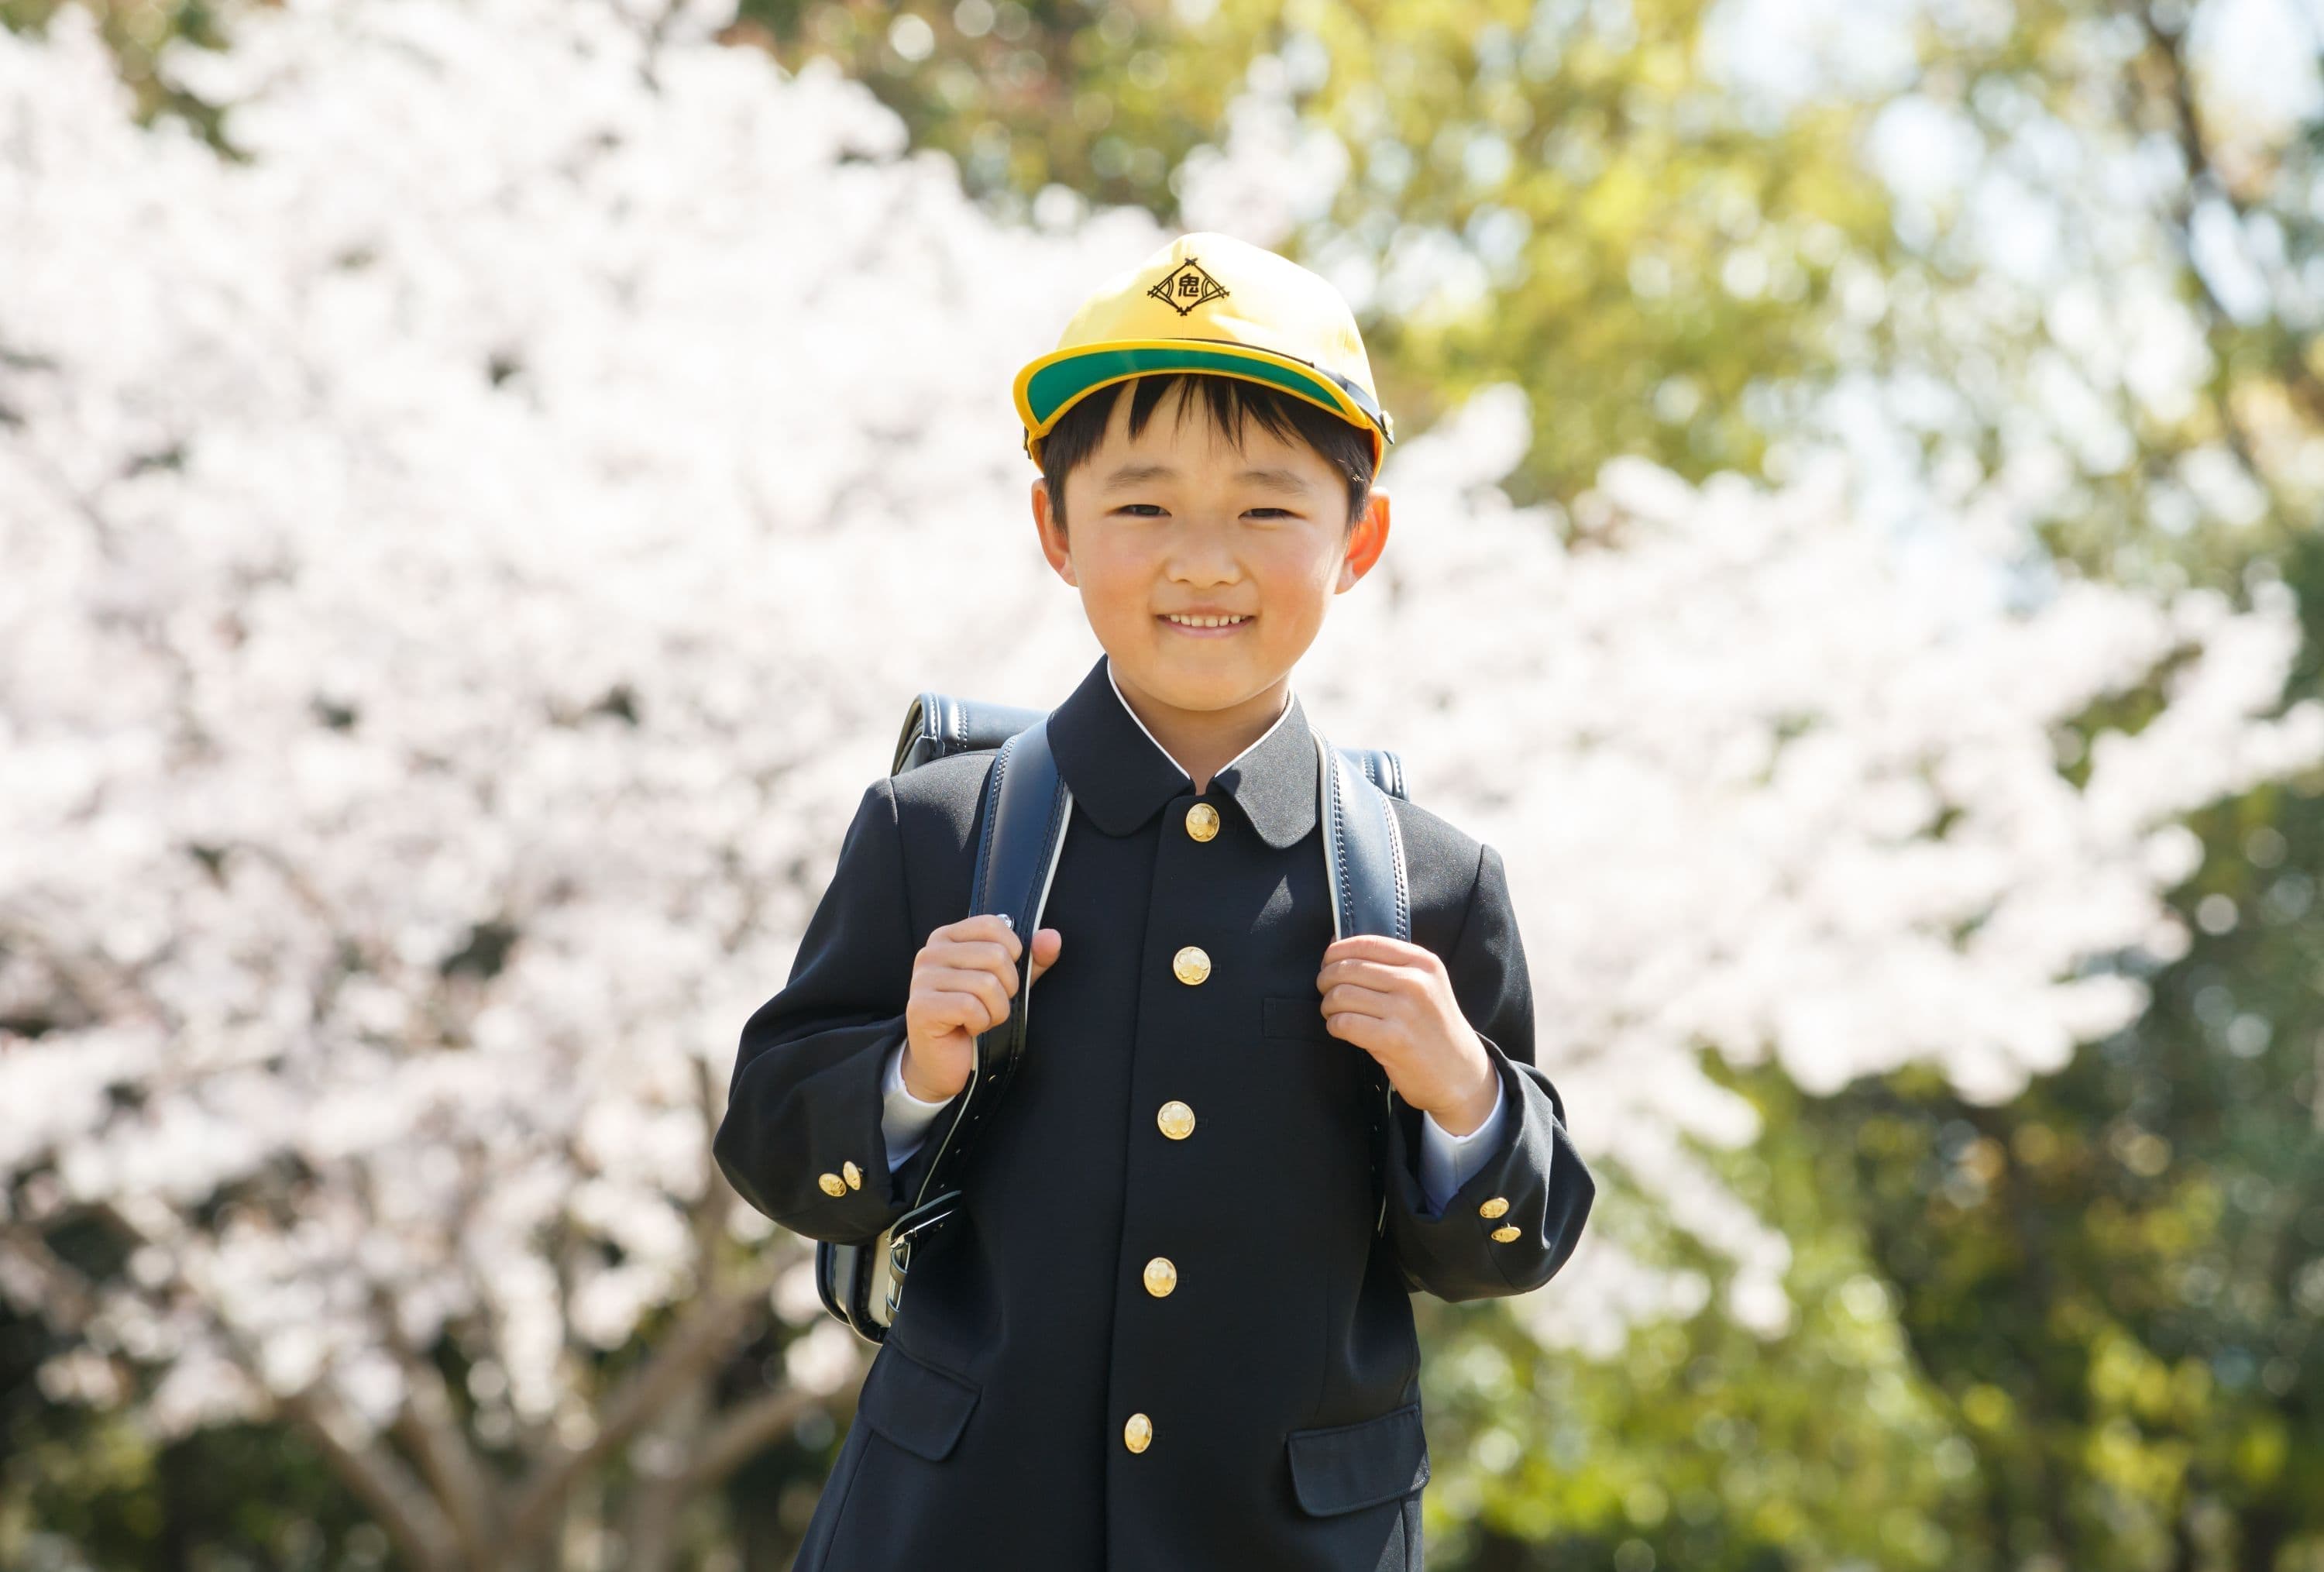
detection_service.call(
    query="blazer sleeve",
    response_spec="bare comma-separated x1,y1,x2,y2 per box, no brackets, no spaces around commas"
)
1379,841,1595,1302
713,776,948,1243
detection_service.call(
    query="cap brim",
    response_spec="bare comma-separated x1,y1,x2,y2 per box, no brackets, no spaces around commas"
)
1014,339,1390,471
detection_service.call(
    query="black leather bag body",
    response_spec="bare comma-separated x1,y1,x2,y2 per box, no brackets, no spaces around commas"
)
814,690,1411,1343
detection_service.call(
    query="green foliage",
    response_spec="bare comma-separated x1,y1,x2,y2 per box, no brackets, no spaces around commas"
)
0,0,233,143
1415,1061,1973,1571
731,0,1898,510
1779,539,2324,1569
2,1300,389,1571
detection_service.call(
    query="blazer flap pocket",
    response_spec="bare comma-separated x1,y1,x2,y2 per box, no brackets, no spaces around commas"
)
860,1342,980,1462
1286,1402,1430,1515
1262,994,1334,1044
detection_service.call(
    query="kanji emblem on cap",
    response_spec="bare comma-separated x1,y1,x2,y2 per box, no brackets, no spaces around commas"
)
1147,258,1229,316
1012,231,1395,473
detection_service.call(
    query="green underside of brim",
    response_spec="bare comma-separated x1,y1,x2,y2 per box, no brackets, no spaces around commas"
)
1027,346,1361,432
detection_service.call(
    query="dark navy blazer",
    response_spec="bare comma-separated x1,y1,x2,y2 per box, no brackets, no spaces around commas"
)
714,653,1594,1570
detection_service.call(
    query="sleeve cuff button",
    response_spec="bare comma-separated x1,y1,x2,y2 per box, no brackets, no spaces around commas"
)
818,1171,847,1197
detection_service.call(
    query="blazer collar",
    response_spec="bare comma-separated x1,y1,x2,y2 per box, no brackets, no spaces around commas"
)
1045,653,1320,848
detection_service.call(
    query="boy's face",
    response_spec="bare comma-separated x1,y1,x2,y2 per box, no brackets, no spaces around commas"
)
1030,379,1390,720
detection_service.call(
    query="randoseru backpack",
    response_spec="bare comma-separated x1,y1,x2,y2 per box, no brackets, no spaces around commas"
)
815,690,1411,1343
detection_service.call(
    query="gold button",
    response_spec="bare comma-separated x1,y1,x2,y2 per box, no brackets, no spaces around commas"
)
843,1161,863,1191
1123,1412,1153,1453
1156,1100,1196,1140
1184,802,1220,841
1478,1196,1510,1219
1172,945,1211,985
1490,1224,1522,1243
1143,1257,1177,1298
817,1171,847,1197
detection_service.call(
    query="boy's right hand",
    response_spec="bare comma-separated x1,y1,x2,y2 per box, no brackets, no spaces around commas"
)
902,914,1062,1102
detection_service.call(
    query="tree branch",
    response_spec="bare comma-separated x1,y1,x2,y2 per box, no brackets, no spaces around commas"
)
0,1224,101,1331
2136,2,2324,431
370,1278,502,1565
682,1381,850,1495
275,1382,464,1572
504,1267,776,1546
74,1205,468,1572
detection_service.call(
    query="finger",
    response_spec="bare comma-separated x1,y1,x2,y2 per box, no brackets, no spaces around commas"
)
1026,927,1063,985
1315,958,1415,995
1317,955,1407,981
923,961,1009,993
916,1018,971,1050
1320,982,1400,1018
934,937,1019,981
922,967,1012,1023
959,913,1023,956
1319,1008,1391,1054
916,988,1001,1034
1321,934,1422,964
938,913,1023,961
991,913,1025,959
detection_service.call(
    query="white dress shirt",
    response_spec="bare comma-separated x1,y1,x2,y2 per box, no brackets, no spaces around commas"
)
871,658,1510,1216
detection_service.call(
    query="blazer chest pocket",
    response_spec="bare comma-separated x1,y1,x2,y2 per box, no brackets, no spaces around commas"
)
858,1341,980,1462
1285,1402,1431,1515
1262,994,1336,1046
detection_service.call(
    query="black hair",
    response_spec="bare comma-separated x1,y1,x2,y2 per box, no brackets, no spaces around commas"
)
1037,373,1375,532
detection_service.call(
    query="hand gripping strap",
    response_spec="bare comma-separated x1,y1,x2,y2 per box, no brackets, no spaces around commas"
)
865,719,1071,1335
1315,728,1411,1241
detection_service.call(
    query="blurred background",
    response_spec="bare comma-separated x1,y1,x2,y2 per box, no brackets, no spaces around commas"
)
4,0,2324,1567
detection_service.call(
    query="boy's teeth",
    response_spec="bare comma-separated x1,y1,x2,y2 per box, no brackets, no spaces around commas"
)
1166,614,1249,627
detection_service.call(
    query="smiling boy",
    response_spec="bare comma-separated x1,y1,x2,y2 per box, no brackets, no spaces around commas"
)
714,232,1593,1570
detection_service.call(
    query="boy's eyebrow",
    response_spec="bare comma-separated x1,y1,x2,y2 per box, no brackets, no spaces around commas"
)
1098,462,1314,491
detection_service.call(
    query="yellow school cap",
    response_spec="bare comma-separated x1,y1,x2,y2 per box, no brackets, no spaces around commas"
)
1012,232,1395,474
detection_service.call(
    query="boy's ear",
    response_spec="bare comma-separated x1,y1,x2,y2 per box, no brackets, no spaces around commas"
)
1336,487,1389,593
1032,477,1078,586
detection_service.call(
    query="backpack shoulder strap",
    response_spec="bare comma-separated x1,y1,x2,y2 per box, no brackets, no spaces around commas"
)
1314,730,1411,944
1332,744,1407,805
834,715,1071,1341
1314,727,1414,1246
892,691,1048,773
906,717,1071,1213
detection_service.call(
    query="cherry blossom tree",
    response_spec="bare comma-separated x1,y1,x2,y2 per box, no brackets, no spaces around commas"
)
2,0,2319,1564
2,1,1119,1563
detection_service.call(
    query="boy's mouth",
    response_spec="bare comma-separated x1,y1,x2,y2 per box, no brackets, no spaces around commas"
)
1159,612,1254,636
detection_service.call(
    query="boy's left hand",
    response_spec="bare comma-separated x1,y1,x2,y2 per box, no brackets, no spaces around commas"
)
1316,935,1501,1135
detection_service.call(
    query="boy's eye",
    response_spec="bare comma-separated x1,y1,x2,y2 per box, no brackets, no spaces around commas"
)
1110,505,1297,518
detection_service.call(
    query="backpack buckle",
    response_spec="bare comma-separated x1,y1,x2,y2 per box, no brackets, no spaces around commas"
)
883,1188,963,1318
